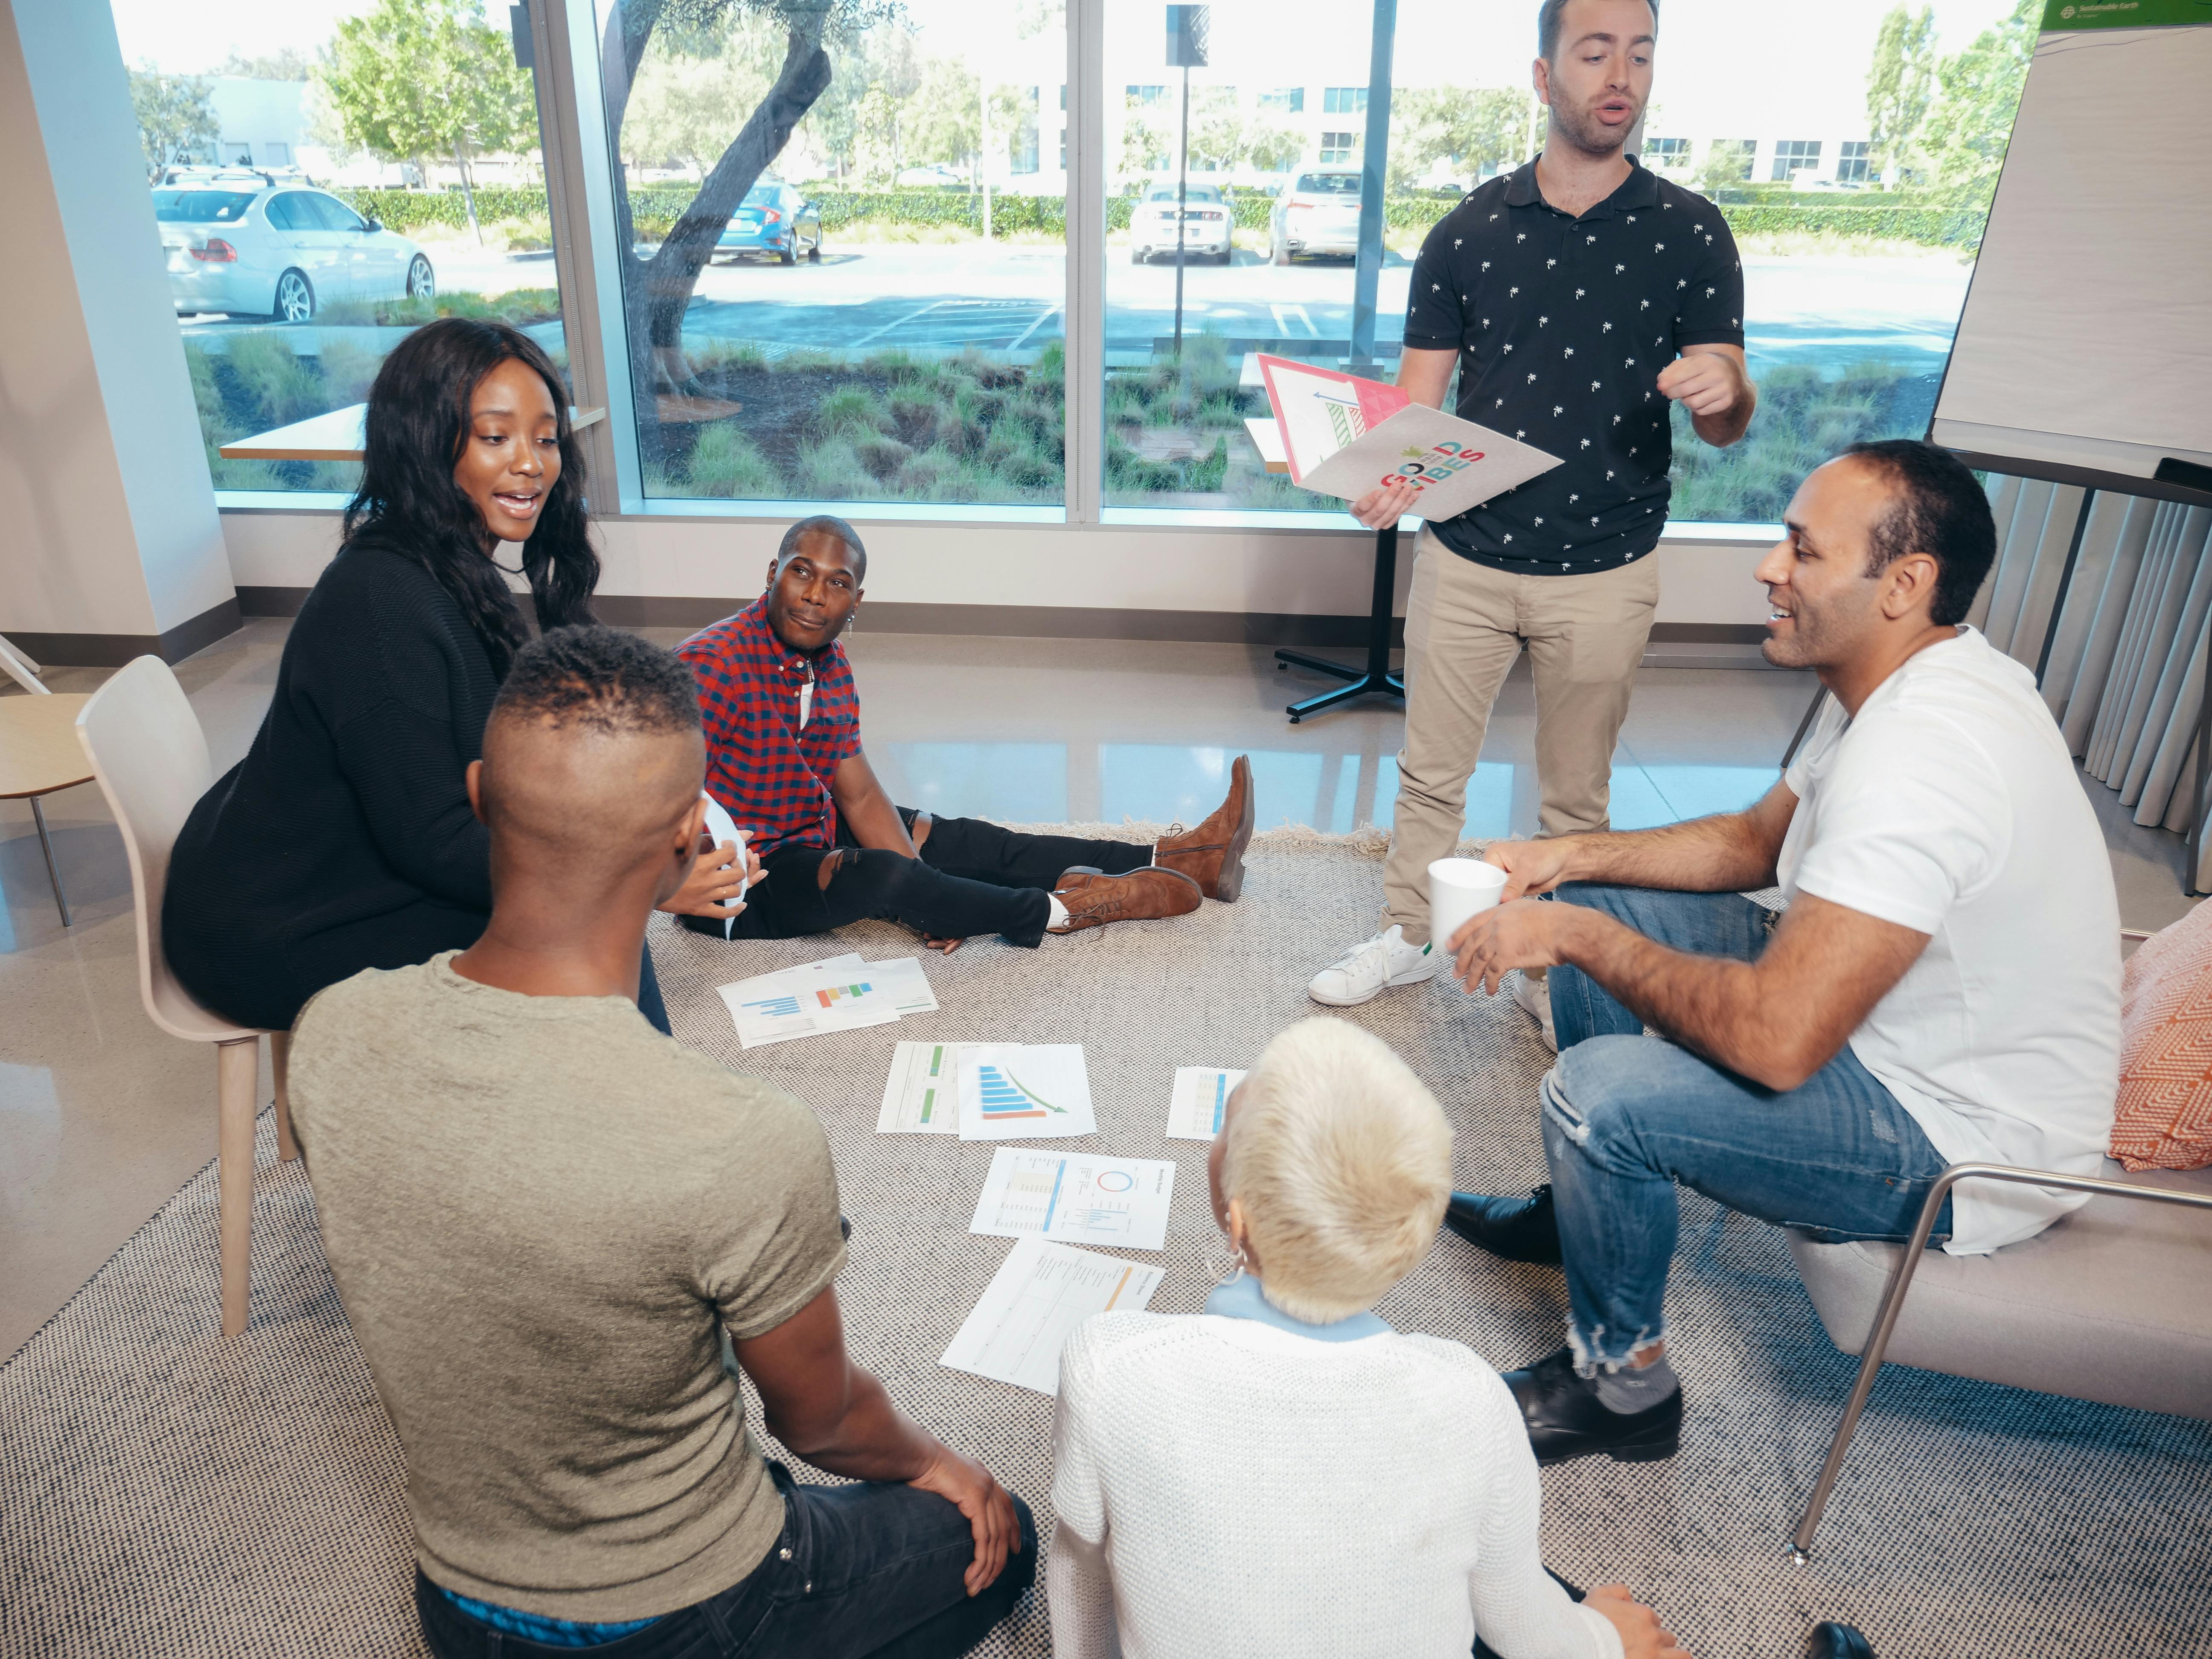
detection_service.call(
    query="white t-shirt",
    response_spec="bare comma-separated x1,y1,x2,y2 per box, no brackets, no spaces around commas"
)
1779,626,2119,1254
1047,1311,1622,1659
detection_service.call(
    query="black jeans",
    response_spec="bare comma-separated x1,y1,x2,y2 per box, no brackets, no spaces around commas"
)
685,811,1151,950
413,1465,1037,1659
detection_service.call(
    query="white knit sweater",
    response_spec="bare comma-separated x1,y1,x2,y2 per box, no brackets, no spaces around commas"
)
1047,1311,1624,1659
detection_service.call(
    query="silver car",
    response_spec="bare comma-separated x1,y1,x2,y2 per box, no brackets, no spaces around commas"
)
1130,183,1233,265
1270,167,1364,264
157,184,436,321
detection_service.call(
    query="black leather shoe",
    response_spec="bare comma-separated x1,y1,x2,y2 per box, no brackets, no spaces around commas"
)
1443,1186,1562,1263
1502,1348,1682,1467
1807,1624,1875,1659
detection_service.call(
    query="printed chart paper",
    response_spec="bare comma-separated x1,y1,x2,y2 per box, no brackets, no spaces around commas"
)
957,1044,1097,1140
968,1147,1176,1251
877,1040,980,1134
940,1237,1165,1396
1165,1067,1248,1141
863,956,940,1018
716,955,899,1048
1256,354,1561,521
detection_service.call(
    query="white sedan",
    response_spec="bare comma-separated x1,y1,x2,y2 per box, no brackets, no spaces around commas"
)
156,183,436,321
1130,183,1233,265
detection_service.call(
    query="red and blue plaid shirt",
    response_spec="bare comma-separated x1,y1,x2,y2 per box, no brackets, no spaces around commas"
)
678,597,862,856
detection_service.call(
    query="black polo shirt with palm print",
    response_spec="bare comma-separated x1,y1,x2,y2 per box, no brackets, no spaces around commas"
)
1402,154,1743,576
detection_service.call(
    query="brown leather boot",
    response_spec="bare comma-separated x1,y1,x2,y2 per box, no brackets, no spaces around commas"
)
1153,754,1255,902
1049,866,1203,932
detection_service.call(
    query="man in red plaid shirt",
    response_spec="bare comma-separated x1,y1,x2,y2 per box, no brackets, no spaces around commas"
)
672,516,1255,950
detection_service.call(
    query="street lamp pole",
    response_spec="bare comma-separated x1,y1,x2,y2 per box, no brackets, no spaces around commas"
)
1165,6,1209,358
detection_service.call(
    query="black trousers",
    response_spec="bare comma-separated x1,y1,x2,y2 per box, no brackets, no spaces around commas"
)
684,811,1151,949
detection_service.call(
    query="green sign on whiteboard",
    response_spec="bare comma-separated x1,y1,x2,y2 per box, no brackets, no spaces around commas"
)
2043,0,2212,28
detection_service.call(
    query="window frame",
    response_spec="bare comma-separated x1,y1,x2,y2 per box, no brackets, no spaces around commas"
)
210,0,1988,541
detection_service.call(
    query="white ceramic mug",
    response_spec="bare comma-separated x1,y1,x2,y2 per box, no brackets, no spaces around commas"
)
1428,858,1509,966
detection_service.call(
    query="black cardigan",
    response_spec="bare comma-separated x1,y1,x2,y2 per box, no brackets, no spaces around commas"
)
165,541,505,1030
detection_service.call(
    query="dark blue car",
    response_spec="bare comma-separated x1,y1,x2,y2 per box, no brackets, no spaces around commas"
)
715,180,822,265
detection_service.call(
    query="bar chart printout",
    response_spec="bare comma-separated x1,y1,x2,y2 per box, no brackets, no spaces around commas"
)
969,1147,1176,1250
1165,1068,1249,1141
716,953,900,1048
877,1041,980,1135
957,1045,1097,1140
941,1237,1166,1396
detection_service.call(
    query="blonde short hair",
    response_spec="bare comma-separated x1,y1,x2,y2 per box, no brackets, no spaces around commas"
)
1220,1018,1453,1324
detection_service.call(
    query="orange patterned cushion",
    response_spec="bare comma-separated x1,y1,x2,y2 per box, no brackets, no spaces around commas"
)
2113,903,2212,1171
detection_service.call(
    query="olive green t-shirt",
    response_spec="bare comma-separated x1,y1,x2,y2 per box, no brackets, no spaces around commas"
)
290,952,846,1622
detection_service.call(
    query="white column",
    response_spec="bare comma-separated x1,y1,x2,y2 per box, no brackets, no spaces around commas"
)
0,0,236,664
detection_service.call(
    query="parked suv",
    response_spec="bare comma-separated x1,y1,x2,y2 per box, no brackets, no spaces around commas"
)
1270,167,1363,264
156,183,435,320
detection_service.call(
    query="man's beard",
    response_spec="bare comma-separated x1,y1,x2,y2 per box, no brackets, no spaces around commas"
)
1549,96,1638,159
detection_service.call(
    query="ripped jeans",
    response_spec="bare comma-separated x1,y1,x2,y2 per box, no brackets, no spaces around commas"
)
1540,884,1952,1374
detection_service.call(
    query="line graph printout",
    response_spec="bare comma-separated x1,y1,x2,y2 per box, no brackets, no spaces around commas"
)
956,1045,1096,1140
968,1147,1176,1250
877,1041,981,1134
1165,1068,1249,1141
940,1237,1165,1396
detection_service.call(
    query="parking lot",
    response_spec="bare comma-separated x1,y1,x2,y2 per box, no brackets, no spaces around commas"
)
179,237,1974,383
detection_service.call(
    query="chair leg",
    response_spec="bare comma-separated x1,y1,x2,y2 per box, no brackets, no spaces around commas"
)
1788,1179,1955,1561
30,797,71,927
271,1030,297,1161
216,1037,259,1338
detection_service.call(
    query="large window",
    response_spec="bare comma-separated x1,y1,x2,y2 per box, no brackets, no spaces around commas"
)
594,0,1068,509
112,0,569,497
127,0,2035,533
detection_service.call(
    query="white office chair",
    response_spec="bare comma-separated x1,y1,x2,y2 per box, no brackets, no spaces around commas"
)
76,656,293,1339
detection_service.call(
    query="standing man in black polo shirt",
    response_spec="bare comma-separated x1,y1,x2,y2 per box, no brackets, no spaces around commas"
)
1310,0,1755,1016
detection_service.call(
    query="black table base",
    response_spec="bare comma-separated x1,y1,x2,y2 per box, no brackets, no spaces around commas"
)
1275,524,1407,723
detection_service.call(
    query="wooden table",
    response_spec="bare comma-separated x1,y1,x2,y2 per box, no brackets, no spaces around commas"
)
219,403,608,462
0,692,93,926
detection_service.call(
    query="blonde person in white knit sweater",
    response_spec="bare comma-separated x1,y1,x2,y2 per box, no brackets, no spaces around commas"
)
1047,1018,1688,1659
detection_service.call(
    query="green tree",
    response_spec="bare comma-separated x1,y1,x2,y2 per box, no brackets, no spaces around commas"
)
1694,138,1754,198
1244,117,1303,174
1186,86,1245,174
904,54,980,174
623,15,781,175
1865,4,1938,183
1917,0,2037,215
320,0,536,237
1387,86,1534,192
130,66,219,181
596,0,898,406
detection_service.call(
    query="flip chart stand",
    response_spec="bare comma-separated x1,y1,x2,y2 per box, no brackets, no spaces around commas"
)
1275,524,1406,724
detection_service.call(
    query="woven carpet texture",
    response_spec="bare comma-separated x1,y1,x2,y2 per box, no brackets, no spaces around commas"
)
2,837,2207,1658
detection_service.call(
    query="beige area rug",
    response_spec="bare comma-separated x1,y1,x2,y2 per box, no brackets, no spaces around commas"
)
3,836,2209,1659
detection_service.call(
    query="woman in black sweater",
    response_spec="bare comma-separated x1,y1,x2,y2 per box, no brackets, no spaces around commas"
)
166,320,734,1033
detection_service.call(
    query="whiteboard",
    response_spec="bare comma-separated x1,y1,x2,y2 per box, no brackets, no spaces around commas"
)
1930,25,2212,488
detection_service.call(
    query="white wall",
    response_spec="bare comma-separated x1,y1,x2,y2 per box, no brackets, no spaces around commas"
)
218,507,1774,627
0,0,233,647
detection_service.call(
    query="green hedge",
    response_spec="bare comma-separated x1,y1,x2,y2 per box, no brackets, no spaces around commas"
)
331,183,1986,250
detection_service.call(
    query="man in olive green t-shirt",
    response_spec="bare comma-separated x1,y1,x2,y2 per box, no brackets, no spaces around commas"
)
291,625,1030,1658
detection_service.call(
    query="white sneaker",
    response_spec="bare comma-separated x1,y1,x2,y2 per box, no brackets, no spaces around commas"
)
1308,925,1438,1007
1512,969,1558,1051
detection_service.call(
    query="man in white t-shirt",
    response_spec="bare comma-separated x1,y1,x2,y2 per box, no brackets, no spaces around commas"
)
1437,439,2120,1467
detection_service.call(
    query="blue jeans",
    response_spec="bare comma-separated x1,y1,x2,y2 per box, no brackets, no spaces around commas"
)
1540,885,1952,1374
414,1464,1036,1659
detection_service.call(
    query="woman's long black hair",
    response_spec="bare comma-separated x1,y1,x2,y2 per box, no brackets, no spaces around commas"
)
343,318,599,675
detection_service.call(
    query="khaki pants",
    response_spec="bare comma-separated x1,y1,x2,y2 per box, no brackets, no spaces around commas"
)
1381,531,1659,944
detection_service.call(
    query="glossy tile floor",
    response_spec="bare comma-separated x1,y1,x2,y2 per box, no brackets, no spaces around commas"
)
2,621,2199,1361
